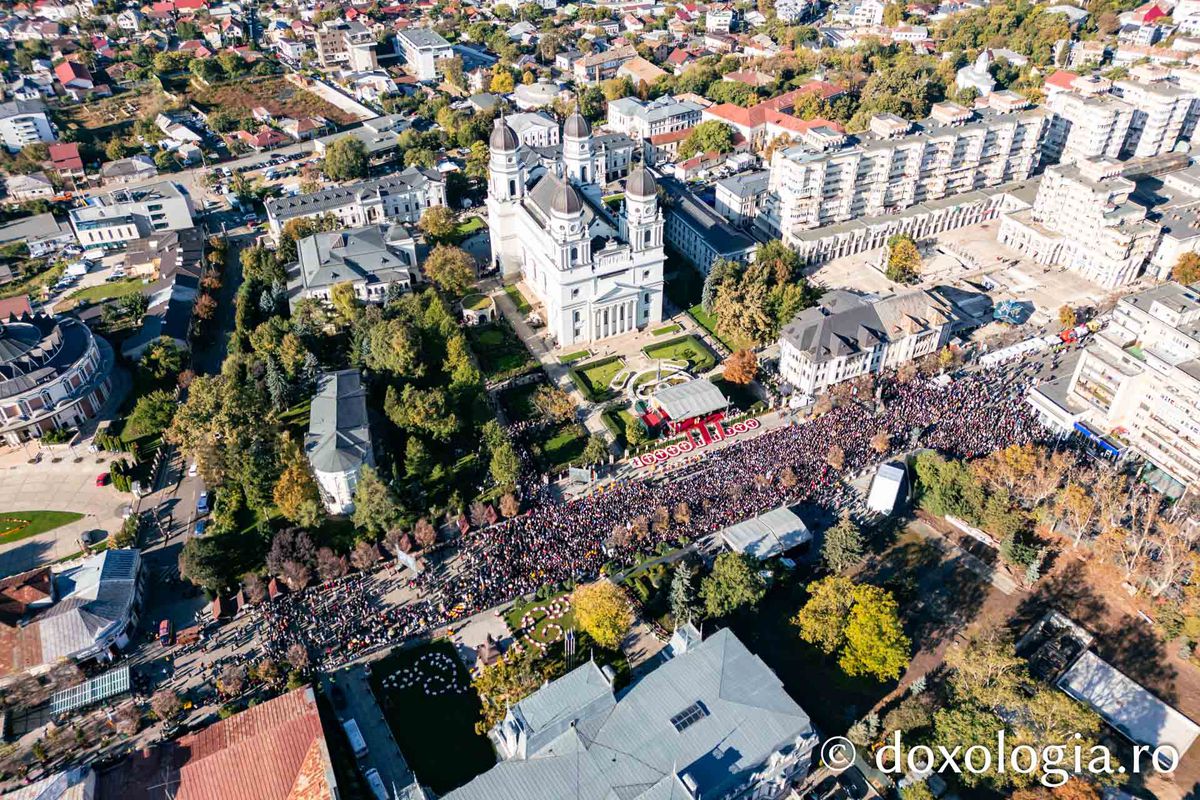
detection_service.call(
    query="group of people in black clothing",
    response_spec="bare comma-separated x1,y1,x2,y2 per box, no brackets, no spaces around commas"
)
258,370,1042,670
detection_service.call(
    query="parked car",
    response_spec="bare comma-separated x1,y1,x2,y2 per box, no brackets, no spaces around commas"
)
159,619,173,647
194,519,208,537
95,472,110,487
196,491,209,515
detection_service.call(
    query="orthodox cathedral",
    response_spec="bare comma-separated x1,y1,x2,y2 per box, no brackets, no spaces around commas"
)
486,110,666,346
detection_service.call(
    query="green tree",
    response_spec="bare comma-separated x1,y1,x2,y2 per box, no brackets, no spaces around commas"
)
125,389,176,438
886,234,922,283
365,318,422,377
699,552,766,617
678,120,735,159
821,511,865,573
669,562,695,625
839,583,910,681
423,244,476,296
405,436,433,478
351,466,399,536
323,136,368,181
418,206,458,242
489,439,521,488
141,338,185,383
385,385,459,441
329,281,361,323
573,580,633,649
792,575,855,654
580,434,609,464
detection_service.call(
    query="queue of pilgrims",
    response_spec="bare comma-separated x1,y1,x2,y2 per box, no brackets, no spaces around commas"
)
260,370,1042,669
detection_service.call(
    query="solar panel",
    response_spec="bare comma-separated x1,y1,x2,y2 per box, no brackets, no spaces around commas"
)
669,701,709,733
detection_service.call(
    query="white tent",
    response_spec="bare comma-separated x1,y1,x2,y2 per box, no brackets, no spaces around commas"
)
719,507,811,559
867,463,905,515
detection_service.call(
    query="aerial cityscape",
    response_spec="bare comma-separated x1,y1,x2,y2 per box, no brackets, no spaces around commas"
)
0,0,1199,798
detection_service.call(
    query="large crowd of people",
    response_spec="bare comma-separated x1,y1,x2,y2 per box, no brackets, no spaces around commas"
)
252,368,1043,669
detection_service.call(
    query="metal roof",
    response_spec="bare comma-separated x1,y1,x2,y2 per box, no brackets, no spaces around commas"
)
51,664,131,715
867,463,905,514
719,507,811,559
651,379,727,421
1058,650,1200,757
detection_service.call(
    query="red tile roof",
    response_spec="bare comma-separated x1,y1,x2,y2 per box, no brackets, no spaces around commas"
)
54,58,92,86
1044,70,1080,91
48,142,83,172
173,687,334,800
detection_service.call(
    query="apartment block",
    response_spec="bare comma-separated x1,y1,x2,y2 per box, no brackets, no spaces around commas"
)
0,99,54,152
314,19,378,70
998,159,1160,289
758,102,1046,246
1028,282,1200,490
1113,77,1193,158
1042,76,1134,164
396,28,453,82
68,182,195,250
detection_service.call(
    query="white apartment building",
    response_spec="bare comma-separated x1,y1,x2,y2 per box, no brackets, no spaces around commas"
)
264,166,446,237
314,19,378,70
1113,78,1193,158
1176,0,1200,35
1028,282,1200,490
998,159,1160,289
832,0,884,26
1043,85,1134,165
68,182,194,250
0,99,54,152
396,28,454,82
758,102,1046,246
487,115,665,346
778,289,956,396
607,96,704,141
706,9,734,31
714,170,770,225
506,112,560,147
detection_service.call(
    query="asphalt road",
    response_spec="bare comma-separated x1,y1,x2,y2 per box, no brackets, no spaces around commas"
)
322,665,416,795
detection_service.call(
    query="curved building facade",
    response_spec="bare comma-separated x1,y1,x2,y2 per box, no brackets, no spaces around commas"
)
0,312,112,445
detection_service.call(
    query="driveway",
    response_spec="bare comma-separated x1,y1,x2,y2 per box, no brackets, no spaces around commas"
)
0,452,130,576
322,665,416,795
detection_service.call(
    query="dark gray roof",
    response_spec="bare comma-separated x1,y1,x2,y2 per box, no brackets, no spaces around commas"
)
715,170,770,199
37,550,140,664
305,370,374,474
661,176,756,258
290,223,415,295
563,111,590,139
490,118,519,152
780,289,953,363
445,628,816,800
552,181,583,216
0,98,46,119
627,165,657,198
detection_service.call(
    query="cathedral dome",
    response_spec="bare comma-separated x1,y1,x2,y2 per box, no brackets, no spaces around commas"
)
627,166,657,198
490,119,518,151
563,111,591,139
551,181,583,216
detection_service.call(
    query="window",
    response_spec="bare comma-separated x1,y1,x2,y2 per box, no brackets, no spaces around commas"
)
572,288,580,298
670,702,709,732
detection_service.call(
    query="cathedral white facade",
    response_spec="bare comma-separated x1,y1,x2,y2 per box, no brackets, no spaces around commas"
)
487,112,666,346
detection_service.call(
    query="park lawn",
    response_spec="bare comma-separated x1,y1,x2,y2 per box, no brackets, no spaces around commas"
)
534,422,589,472
465,321,536,381
0,511,84,546
558,349,590,364
64,278,144,307
0,260,65,300
652,324,682,336
688,304,752,352
570,356,623,401
462,293,492,311
370,640,495,794
504,590,576,643
642,335,717,373
503,284,532,314
498,381,542,423
455,216,486,239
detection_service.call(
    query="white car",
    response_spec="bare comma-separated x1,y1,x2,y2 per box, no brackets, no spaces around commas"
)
188,462,198,477
363,769,388,800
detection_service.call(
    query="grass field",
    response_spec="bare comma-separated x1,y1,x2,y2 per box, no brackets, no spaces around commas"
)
558,349,590,364
601,406,642,445
534,422,589,471
63,278,143,307
0,511,84,546
466,321,536,381
503,284,532,314
642,335,717,373
651,324,682,336
455,216,486,240
370,641,495,794
569,356,623,401
505,590,576,643
462,293,492,311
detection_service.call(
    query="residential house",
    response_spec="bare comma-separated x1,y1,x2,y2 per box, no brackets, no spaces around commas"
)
287,223,419,308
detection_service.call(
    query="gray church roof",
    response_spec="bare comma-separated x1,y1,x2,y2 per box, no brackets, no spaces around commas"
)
780,289,953,363
305,370,374,475
564,111,591,139
445,627,816,800
490,118,519,151
38,549,140,664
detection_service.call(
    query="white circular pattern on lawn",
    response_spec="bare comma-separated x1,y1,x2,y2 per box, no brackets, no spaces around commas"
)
382,650,466,696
